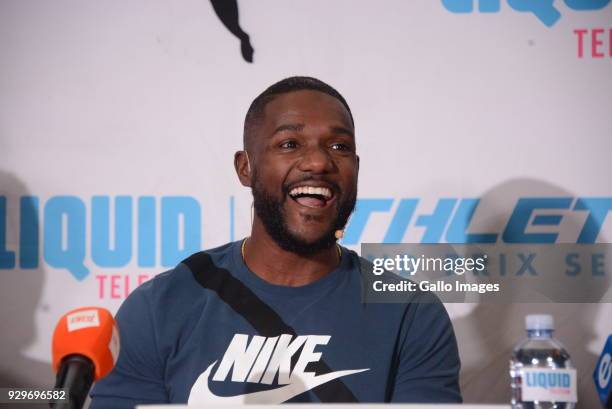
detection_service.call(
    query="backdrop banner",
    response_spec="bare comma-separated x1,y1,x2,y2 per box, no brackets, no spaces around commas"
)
1,1,611,407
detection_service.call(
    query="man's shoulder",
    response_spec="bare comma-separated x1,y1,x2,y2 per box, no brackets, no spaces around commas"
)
130,241,238,304
180,241,236,277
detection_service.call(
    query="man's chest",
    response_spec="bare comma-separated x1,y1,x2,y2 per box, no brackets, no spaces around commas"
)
161,301,402,403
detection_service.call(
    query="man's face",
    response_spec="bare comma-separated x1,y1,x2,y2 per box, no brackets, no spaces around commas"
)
248,90,358,255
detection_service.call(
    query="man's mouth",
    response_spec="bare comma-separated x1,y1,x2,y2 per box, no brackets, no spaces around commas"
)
288,185,334,208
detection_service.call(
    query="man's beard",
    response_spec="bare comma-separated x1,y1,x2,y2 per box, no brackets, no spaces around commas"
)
251,174,356,256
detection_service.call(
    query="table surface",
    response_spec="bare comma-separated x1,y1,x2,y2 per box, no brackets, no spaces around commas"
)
139,405,510,408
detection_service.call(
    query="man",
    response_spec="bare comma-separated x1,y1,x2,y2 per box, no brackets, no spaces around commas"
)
90,76,462,407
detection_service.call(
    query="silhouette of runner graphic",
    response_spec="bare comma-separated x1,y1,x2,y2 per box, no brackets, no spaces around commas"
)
210,0,254,63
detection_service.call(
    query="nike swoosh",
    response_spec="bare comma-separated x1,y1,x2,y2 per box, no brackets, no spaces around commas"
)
188,361,369,404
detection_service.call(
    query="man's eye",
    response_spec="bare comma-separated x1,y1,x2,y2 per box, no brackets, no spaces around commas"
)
330,143,351,151
280,140,298,149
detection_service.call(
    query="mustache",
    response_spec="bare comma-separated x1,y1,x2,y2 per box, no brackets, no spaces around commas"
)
282,175,342,196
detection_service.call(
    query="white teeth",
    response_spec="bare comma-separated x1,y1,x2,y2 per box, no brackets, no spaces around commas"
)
289,186,332,199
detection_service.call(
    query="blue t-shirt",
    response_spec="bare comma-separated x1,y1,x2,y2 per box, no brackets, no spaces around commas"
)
90,241,461,408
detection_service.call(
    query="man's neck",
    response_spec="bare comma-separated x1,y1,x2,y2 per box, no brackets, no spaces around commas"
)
242,221,340,287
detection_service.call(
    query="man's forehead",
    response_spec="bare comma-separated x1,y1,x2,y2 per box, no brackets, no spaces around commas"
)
262,90,354,130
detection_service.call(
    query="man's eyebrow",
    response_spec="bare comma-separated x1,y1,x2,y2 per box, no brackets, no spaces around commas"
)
272,123,304,135
330,126,354,138
271,123,354,138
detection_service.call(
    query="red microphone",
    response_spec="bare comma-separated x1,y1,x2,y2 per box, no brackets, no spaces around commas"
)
51,307,119,409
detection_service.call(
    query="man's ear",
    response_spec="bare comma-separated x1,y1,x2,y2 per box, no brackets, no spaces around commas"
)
234,150,251,187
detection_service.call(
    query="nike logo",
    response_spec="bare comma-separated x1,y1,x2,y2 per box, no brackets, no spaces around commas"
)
188,360,368,404
187,334,369,404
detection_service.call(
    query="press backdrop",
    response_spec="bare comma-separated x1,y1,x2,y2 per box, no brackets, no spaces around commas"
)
1,1,611,407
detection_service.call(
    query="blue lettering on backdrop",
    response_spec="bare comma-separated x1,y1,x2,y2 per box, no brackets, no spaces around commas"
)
342,199,393,245
574,198,612,243
507,0,561,27
416,199,456,243
341,197,610,245
19,197,39,269
92,196,132,268
592,253,606,276
441,0,611,26
565,0,610,9
532,214,563,226
446,199,498,243
44,196,88,280
0,195,202,279
138,197,156,267
1,196,40,269
565,253,580,275
0,197,15,268
1,195,611,278
383,199,418,243
502,198,572,243
442,0,501,13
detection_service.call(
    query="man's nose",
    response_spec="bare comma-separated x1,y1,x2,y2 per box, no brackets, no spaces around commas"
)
297,145,335,173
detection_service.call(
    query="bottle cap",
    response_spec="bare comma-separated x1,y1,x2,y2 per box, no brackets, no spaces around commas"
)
525,314,554,331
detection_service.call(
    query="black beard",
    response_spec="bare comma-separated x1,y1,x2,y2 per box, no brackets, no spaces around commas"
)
251,174,356,256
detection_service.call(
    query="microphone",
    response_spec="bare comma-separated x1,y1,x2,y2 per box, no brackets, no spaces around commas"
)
51,307,119,409
594,335,612,409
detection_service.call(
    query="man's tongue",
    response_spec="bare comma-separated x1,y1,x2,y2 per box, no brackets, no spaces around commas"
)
295,196,326,208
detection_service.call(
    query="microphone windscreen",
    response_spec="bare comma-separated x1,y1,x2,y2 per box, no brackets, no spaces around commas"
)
52,307,119,381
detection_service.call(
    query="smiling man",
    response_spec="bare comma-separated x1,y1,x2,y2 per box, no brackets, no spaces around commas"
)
239,79,358,286
90,77,462,408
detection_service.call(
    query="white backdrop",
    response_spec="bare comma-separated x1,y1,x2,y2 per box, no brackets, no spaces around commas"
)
1,1,611,407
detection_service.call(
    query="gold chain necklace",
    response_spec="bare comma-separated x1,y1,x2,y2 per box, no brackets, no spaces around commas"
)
241,238,341,261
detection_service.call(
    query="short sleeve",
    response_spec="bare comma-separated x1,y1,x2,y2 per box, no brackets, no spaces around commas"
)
390,294,462,403
89,282,168,409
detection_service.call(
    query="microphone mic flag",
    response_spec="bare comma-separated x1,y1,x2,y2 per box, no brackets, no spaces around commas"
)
51,307,120,409
594,335,612,409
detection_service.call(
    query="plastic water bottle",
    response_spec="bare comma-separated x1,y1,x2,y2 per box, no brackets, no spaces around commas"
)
510,314,577,409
